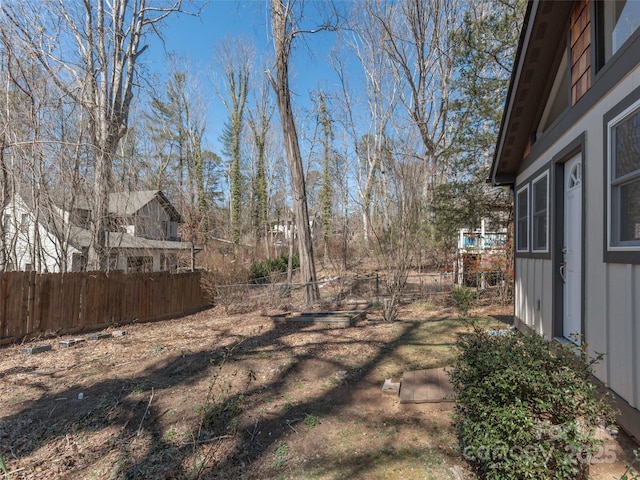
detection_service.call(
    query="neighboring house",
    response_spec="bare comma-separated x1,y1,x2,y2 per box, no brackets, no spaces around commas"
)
1,190,193,273
454,219,508,286
490,0,640,438
269,212,322,246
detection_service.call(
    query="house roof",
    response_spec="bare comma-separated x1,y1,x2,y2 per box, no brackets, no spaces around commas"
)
490,0,574,186
109,190,182,222
69,226,195,251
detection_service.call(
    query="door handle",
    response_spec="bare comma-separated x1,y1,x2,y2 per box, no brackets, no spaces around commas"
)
559,262,566,282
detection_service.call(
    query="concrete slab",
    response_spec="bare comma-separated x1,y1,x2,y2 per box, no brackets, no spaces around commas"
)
382,378,401,395
399,367,455,404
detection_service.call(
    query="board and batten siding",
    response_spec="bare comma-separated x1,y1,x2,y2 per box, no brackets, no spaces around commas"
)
515,257,553,336
605,263,640,408
514,63,640,416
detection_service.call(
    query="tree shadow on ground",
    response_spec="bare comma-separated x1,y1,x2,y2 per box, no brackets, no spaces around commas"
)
0,317,429,479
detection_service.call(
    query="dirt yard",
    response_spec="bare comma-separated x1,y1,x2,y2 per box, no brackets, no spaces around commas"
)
0,302,638,479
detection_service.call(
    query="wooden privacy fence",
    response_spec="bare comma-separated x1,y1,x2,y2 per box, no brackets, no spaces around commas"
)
0,271,211,344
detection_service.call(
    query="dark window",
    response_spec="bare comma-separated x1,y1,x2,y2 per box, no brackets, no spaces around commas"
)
516,186,529,252
72,208,91,228
72,253,87,272
20,213,29,233
127,256,153,273
532,173,549,252
160,253,177,272
597,0,640,69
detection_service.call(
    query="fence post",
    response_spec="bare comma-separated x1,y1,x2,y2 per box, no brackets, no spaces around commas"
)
26,271,36,335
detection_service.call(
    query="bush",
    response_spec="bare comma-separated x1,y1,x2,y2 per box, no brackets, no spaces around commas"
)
451,286,476,317
249,253,299,284
449,328,615,480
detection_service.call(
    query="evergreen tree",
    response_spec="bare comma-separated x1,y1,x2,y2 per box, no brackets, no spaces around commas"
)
218,38,251,245
434,0,526,254
317,93,334,260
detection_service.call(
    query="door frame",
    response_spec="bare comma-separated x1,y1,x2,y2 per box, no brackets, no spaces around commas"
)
552,134,586,340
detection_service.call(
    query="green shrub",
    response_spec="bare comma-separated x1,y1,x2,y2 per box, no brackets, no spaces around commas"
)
249,253,300,284
249,260,271,284
449,328,615,480
451,286,476,317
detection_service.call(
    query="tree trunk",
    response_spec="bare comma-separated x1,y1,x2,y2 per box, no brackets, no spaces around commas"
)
88,148,113,271
269,0,319,305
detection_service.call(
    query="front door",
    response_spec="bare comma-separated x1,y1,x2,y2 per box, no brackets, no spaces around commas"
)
562,154,582,343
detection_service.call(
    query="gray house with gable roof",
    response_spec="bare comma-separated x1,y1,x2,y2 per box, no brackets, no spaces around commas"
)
490,0,640,439
1,189,192,273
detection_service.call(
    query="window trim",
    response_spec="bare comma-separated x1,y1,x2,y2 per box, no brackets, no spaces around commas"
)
531,171,550,253
607,97,640,251
603,85,640,264
516,184,530,253
595,0,640,71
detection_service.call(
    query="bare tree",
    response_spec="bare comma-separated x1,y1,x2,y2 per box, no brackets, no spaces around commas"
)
267,0,338,305
247,65,275,255
1,0,185,270
369,0,460,207
336,8,398,245
216,37,252,246
146,60,208,249
0,27,96,272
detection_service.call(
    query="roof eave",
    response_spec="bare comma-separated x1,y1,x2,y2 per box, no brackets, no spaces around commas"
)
490,0,536,187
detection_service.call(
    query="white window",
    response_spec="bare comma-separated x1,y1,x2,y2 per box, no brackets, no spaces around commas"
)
516,185,529,252
531,172,549,252
608,100,640,248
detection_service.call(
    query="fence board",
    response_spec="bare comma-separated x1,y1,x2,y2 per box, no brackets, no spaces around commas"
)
7,274,26,339
0,271,209,342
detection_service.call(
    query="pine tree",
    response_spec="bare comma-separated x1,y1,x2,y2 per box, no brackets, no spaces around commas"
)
434,0,526,255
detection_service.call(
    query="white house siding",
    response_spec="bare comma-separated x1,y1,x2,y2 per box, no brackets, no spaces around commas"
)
1,199,76,273
515,65,640,413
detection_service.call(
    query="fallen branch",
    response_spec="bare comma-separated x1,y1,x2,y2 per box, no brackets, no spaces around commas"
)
137,388,154,436
183,434,233,445
3,466,26,477
285,417,304,433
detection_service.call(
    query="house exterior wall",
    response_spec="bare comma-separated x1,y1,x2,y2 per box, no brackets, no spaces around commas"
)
1,199,81,273
108,250,179,273
515,257,553,336
2,192,186,274
514,51,640,425
135,199,178,240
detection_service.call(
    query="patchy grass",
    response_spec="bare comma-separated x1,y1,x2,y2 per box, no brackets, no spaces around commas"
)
0,303,636,479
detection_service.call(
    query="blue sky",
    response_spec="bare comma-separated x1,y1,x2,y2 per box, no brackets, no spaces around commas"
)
143,1,346,154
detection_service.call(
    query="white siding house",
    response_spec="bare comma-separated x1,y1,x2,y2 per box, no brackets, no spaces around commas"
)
1,190,192,273
491,0,640,440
